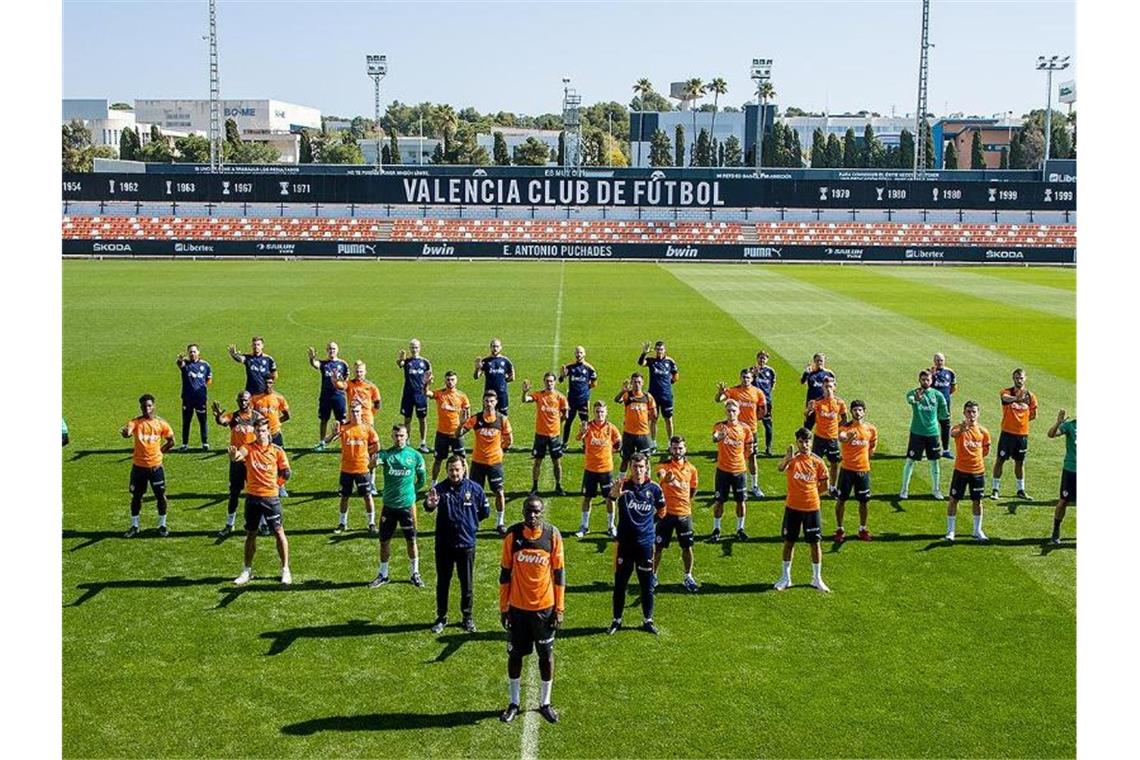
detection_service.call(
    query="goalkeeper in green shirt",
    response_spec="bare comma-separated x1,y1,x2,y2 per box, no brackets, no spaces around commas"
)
900,369,949,500
370,424,429,588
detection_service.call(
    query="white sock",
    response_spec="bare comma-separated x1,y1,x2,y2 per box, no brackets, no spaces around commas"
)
973,514,983,534
411,556,419,574
859,524,866,532
158,514,167,528
539,679,553,706
509,678,521,705
130,515,140,528
226,512,236,527
243,565,252,574
496,510,505,527
901,458,915,490
992,478,1002,493
379,561,389,577
1016,478,1025,491
736,516,745,531
368,511,375,526
684,572,694,581
713,517,722,531
579,510,590,530
781,560,791,579
811,562,822,582
607,512,615,529
339,513,348,527
947,515,957,534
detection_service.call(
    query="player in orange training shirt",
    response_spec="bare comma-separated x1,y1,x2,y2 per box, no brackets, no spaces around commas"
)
946,400,992,542
775,428,831,593
229,417,293,586
120,394,175,537
522,372,570,495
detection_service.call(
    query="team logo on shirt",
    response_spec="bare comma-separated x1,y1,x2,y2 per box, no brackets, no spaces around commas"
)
515,551,549,565
793,469,817,483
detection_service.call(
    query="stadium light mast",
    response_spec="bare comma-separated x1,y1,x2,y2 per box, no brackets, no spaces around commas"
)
562,78,583,173
913,0,931,178
750,58,772,176
366,54,388,172
207,0,222,171
1036,54,1070,180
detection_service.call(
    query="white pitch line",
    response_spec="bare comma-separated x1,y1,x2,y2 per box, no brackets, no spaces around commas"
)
551,260,566,367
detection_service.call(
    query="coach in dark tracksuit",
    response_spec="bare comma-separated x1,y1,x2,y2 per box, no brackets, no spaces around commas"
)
425,454,489,634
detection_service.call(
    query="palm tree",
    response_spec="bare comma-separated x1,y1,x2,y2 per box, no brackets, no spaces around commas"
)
704,77,728,165
632,78,654,166
757,82,776,167
431,104,458,160
683,78,704,166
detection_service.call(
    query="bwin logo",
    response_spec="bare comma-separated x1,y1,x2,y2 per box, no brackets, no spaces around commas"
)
422,243,455,256
819,186,828,202
665,245,699,258
514,552,549,565
279,181,290,196
650,170,666,181
987,187,997,202
875,187,884,201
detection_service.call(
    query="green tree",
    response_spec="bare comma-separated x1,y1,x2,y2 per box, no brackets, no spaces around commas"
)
381,145,392,164
649,128,672,167
225,140,280,164
862,124,881,168
683,78,704,161
493,132,510,165
970,130,986,169
557,131,565,165
1020,127,1045,168
388,129,401,164
514,136,552,165
999,146,1009,169
842,127,858,167
943,140,958,170
722,134,742,166
810,128,827,168
174,134,211,163
1008,131,1026,169
631,78,655,166
704,77,728,165
695,128,712,166
674,123,685,167
299,130,314,163
898,128,915,170
431,104,459,158
587,128,607,166
224,118,241,146
922,121,935,171
787,127,803,167
138,139,173,163
430,142,445,164
62,120,94,171
825,133,842,167
118,126,141,161
110,102,132,111
320,134,364,164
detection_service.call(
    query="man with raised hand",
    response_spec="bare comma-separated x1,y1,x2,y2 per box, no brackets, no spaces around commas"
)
212,392,257,537
474,338,515,416
717,367,767,497
834,400,877,543
559,345,598,447
930,353,957,458
228,336,277,396
175,343,212,451
607,453,666,636
799,353,835,432
946,401,992,542
499,497,565,725
806,376,848,497
1046,409,1076,545
637,340,679,447
230,417,292,586
426,370,470,483
120,394,175,538
655,436,700,592
522,372,570,495
308,342,348,451
900,369,949,501
709,399,754,543
614,372,657,475
751,350,778,456
324,399,380,535
371,423,428,589
776,428,830,592
459,390,513,535
575,400,622,538
397,339,433,453
425,455,488,634
992,368,1038,502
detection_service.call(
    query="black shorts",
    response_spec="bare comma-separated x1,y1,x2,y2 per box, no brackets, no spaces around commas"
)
620,432,654,461
433,431,465,459
614,541,655,570
182,401,207,414
655,514,695,549
714,468,746,503
907,432,942,461
531,434,565,460
400,390,428,419
470,461,505,493
380,505,416,541
228,460,247,494
837,468,871,502
319,394,348,423
650,393,674,420
339,472,372,497
568,402,590,422
582,470,614,499
129,464,166,495
244,495,283,532
507,606,557,659
997,431,1029,462
271,432,284,447
1059,469,1076,503
781,507,822,544
811,436,840,464
949,470,985,501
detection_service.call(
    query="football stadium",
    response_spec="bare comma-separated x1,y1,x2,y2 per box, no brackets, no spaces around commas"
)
58,2,1081,758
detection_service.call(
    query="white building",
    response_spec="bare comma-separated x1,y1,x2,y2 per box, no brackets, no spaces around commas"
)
478,127,560,164
781,115,917,151
359,136,443,166
62,99,177,153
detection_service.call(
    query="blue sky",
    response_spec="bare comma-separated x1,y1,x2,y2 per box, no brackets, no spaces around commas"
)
63,0,1075,119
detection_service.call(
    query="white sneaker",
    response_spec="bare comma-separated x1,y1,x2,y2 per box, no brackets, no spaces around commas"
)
898,490,908,500
972,531,989,542
932,490,945,500
607,526,617,538
774,576,791,591
810,578,831,593
944,532,955,542
281,567,292,585
234,569,252,585
750,486,764,498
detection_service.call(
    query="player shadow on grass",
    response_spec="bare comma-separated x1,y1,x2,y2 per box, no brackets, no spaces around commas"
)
918,535,1068,552
433,625,608,663
62,527,222,552
280,709,500,735
564,579,777,596
260,618,430,655
68,575,232,607
66,447,134,462
215,579,364,609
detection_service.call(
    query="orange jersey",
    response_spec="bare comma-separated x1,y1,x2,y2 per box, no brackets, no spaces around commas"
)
784,452,829,511
499,523,565,613
338,420,379,475
1000,388,1038,435
812,396,847,439
954,424,991,474
431,387,470,436
251,391,289,435
238,442,289,497
529,388,569,437
838,421,877,473
656,459,699,516
725,385,766,429
581,420,621,473
462,412,512,465
620,390,656,435
713,420,754,473
126,416,173,468
346,379,381,424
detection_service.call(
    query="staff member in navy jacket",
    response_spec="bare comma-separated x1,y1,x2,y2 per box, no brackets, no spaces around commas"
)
425,454,489,634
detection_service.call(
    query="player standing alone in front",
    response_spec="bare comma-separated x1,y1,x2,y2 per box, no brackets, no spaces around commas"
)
120,394,175,537
397,339,432,453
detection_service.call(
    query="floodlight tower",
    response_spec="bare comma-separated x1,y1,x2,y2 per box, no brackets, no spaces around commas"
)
367,54,388,171
207,0,222,171
913,0,931,177
750,58,772,175
562,78,583,172
1036,54,1070,180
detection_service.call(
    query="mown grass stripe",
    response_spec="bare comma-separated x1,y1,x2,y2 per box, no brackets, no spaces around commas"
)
875,266,1075,320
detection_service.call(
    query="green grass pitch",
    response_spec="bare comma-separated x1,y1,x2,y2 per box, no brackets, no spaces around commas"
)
63,261,1075,758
